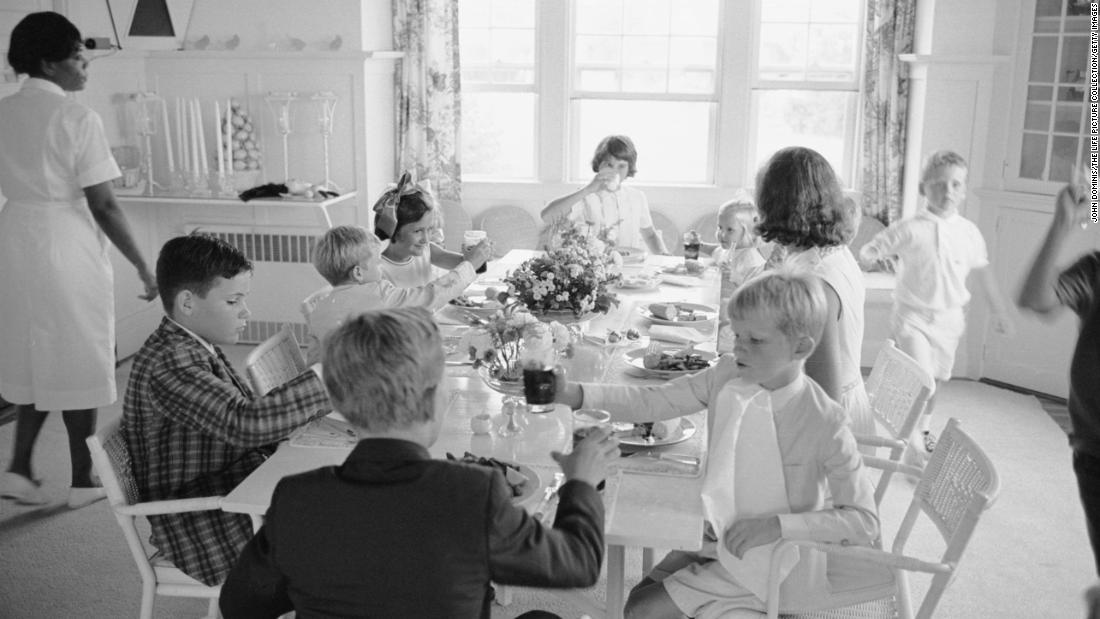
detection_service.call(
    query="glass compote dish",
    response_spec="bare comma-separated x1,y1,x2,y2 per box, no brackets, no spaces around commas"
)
460,306,572,429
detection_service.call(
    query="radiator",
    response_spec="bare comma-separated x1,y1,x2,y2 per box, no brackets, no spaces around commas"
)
186,225,324,345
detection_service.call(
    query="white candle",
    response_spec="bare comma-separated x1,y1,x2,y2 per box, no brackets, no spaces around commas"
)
225,98,232,174
189,99,200,179
177,98,188,175
196,98,209,176
214,100,224,175
162,98,174,173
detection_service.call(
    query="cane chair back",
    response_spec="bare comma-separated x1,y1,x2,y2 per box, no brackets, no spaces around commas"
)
689,214,719,245
765,418,1001,619
649,211,681,256
858,340,935,505
246,324,307,396
475,206,540,257
87,418,222,619
438,198,473,252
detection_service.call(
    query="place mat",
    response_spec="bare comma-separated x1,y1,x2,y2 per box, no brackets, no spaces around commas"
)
613,413,707,478
288,415,358,449
526,464,621,527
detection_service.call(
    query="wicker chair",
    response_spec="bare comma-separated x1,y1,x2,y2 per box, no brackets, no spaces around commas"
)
437,198,473,252
475,205,540,257
649,211,681,255
857,339,936,505
764,418,1001,619
87,418,222,619
245,324,307,396
689,213,718,245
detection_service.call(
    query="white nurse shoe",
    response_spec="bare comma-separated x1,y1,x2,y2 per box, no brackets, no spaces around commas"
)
0,472,48,505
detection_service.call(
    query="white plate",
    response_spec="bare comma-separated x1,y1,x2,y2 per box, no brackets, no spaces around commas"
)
615,246,647,264
623,347,716,378
511,463,541,505
447,298,505,320
612,418,697,448
638,302,718,326
616,274,661,291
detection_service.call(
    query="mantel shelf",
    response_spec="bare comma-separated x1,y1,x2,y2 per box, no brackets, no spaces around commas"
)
143,50,404,61
117,191,357,228
898,54,1011,66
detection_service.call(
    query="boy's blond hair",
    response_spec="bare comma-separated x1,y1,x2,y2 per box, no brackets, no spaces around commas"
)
921,150,968,183
323,307,443,432
312,225,375,286
728,268,827,344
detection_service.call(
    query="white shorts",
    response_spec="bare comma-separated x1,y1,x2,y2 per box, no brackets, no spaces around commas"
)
650,549,766,618
890,305,966,381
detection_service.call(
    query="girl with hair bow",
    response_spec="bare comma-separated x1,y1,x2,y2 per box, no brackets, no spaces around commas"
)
373,171,492,288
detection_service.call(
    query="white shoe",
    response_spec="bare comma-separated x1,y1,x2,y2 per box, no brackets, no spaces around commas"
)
67,486,106,509
0,472,48,505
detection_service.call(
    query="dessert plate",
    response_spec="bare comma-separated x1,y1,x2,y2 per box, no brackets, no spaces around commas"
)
638,302,718,326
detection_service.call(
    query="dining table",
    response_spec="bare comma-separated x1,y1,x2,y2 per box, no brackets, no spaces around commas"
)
221,248,723,619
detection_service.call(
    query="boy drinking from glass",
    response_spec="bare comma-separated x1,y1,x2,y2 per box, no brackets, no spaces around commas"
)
554,270,887,617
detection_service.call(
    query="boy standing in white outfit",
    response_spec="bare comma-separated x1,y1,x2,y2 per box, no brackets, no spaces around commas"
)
860,150,1014,456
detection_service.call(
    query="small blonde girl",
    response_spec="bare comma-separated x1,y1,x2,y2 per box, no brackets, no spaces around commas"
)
703,194,769,287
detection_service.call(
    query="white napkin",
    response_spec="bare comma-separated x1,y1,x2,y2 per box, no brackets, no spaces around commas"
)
649,325,710,345
700,380,798,601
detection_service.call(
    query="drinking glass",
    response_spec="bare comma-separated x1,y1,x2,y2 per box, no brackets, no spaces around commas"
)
572,408,611,489
523,366,557,414
464,230,489,274
497,397,525,438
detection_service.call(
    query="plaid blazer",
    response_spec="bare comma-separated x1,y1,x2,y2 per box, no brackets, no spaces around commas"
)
121,318,329,585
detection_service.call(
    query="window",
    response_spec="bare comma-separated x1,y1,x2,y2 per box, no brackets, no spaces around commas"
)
458,0,864,187
458,0,538,180
751,0,862,181
1007,0,1090,192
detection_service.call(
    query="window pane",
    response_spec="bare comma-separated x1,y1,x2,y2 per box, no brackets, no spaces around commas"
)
461,92,536,179
807,25,858,81
624,0,672,35
573,100,713,183
762,0,810,21
1019,133,1047,179
1024,102,1051,131
460,0,491,27
491,0,534,28
1050,136,1078,182
623,36,669,68
670,37,717,67
576,0,624,34
759,24,808,80
811,0,860,22
622,69,667,92
753,90,853,179
576,35,621,65
493,30,535,65
670,0,719,35
1028,37,1058,81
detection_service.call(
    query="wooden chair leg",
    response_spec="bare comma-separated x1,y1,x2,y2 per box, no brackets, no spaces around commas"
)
641,547,655,576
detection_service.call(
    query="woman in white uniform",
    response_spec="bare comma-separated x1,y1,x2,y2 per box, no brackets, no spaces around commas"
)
0,12,157,508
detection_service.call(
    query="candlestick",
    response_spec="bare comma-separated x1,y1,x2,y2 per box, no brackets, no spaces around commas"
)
162,97,174,174
179,98,189,176
214,100,224,176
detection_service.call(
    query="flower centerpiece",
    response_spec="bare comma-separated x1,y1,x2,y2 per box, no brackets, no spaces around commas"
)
504,226,621,319
459,306,573,390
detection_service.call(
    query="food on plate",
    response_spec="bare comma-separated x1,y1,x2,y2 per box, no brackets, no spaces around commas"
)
615,420,678,442
449,295,482,308
662,261,706,276
484,286,501,301
604,328,641,344
446,452,529,497
650,303,679,321
642,350,712,372
648,303,708,322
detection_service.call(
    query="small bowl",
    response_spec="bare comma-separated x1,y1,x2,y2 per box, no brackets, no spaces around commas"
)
470,413,493,435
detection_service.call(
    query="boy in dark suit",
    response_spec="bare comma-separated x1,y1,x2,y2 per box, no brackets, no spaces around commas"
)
219,307,618,618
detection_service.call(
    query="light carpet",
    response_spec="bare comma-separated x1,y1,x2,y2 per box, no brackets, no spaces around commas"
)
0,360,1094,617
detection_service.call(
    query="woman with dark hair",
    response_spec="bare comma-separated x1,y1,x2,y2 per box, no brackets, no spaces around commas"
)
372,172,489,288
755,147,874,445
0,11,157,508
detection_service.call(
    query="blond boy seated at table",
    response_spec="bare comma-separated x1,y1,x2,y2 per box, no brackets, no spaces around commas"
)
219,307,620,618
301,224,491,363
555,270,889,618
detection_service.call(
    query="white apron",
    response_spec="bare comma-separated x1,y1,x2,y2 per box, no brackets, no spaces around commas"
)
0,198,116,409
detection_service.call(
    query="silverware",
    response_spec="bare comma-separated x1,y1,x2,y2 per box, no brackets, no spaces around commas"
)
533,472,565,524
627,451,699,466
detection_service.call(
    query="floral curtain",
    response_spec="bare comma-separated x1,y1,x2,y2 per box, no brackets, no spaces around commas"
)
860,0,916,225
393,0,462,202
